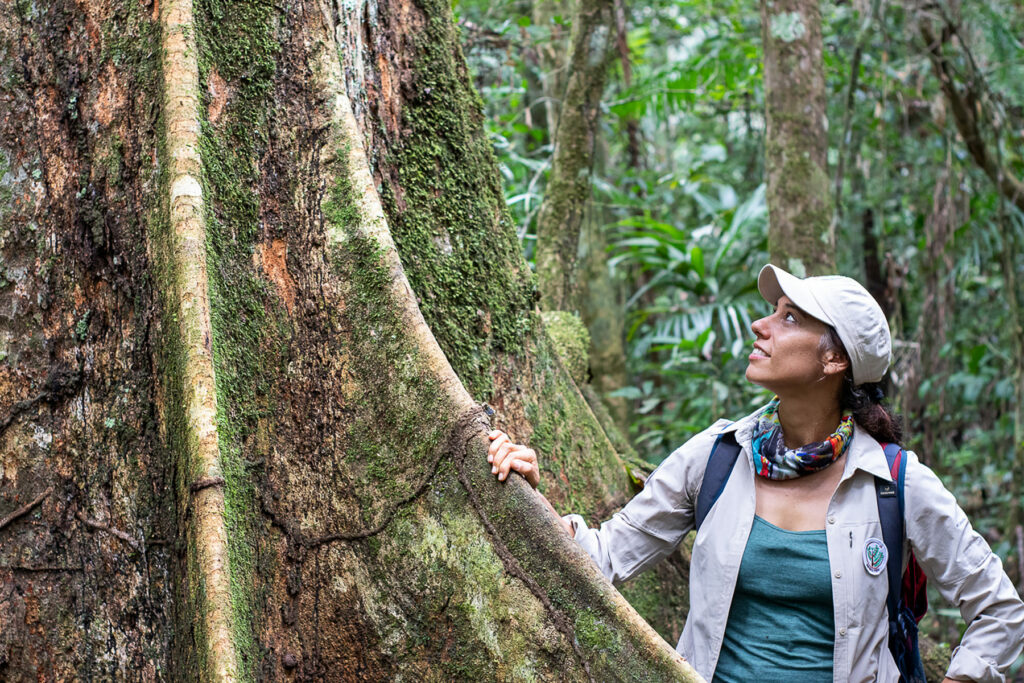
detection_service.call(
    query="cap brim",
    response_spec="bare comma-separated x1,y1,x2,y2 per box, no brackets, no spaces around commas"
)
757,264,833,327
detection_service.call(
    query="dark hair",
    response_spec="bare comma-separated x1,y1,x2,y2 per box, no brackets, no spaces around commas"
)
820,327,904,444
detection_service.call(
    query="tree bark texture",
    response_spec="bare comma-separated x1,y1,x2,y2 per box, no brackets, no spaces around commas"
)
533,0,616,312
0,0,704,680
0,0,175,677
760,0,836,276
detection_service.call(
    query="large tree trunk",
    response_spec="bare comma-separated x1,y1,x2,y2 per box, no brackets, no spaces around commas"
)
0,0,704,680
760,0,835,275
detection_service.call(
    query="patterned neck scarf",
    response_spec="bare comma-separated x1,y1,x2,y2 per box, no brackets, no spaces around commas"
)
751,398,854,480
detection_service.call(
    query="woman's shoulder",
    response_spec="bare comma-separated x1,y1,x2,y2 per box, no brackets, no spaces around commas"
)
900,448,959,511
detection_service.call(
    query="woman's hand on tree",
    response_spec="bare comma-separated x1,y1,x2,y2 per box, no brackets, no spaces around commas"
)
486,430,574,536
487,430,541,489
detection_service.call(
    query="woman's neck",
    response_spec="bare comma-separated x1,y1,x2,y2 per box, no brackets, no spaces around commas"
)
776,394,844,449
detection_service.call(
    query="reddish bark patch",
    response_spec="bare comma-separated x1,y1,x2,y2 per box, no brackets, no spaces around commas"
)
255,238,297,314
33,86,72,202
92,63,125,128
207,68,230,124
375,53,400,138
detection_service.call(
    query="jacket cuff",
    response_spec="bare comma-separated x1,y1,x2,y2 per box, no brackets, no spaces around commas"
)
563,513,587,537
563,513,595,547
947,644,1003,683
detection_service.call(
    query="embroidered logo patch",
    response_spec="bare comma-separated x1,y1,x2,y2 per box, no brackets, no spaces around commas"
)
863,537,887,575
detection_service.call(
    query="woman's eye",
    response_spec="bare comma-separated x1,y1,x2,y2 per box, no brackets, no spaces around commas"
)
785,312,796,322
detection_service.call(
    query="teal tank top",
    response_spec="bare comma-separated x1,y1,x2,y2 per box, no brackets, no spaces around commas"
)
712,516,834,683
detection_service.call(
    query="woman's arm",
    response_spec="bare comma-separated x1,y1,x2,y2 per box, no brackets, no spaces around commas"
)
485,423,729,584
905,451,1024,682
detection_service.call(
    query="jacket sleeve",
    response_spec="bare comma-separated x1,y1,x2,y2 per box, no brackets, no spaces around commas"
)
904,451,1024,682
564,420,729,585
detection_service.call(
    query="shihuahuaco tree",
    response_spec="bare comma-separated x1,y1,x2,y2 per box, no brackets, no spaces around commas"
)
0,0,703,679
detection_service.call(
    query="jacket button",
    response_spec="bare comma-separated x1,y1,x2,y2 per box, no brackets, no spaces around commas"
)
834,570,842,579
839,627,847,636
827,515,836,524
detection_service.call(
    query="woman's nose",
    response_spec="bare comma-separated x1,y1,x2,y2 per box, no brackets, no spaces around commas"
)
751,316,768,338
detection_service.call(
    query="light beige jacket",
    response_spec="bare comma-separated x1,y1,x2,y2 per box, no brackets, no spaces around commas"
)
566,410,1024,682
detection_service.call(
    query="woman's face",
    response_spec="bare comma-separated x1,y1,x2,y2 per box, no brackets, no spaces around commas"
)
745,295,838,393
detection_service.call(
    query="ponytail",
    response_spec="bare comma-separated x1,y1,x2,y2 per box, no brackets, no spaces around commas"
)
820,328,904,444
841,379,903,444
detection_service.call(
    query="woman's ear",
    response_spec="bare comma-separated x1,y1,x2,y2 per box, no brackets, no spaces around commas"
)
821,349,850,377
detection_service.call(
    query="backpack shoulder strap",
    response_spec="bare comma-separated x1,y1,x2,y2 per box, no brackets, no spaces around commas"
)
695,430,741,532
876,442,906,621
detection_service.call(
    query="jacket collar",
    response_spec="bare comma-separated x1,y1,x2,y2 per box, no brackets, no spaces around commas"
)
842,423,894,483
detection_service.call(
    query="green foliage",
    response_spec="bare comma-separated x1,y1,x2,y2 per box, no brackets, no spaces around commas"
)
460,0,771,459
607,185,769,457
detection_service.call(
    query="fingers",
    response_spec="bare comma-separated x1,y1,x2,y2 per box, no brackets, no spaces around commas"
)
492,441,515,476
510,455,540,488
487,431,509,464
485,430,540,488
498,447,537,485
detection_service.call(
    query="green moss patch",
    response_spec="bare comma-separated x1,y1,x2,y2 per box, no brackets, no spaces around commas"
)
540,310,591,386
376,0,536,398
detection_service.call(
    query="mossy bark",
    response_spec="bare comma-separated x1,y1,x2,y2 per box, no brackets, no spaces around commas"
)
760,0,836,275
1,0,706,680
0,0,175,677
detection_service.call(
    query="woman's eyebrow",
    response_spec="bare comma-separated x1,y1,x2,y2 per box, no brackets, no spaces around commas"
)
780,302,807,317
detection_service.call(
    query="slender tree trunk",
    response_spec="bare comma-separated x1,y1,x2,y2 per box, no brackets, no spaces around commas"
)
533,0,574,134
914,167,956,466
0,0,705,679
997,216,1024,531
760,0,836,275
578,185,630,430
533,0,616,311
532,0,629,429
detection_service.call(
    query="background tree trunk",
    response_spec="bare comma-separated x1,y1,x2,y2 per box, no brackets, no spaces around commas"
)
760,0,836,275
0,0,704,680
532,0,629,430
533,0,616,312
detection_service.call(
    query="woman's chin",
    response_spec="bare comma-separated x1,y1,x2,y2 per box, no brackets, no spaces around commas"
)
744,367,774,393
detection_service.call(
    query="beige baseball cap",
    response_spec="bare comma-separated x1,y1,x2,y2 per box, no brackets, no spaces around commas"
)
757,264,892,385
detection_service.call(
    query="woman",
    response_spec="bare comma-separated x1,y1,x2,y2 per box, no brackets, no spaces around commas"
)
487,265,1024,682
